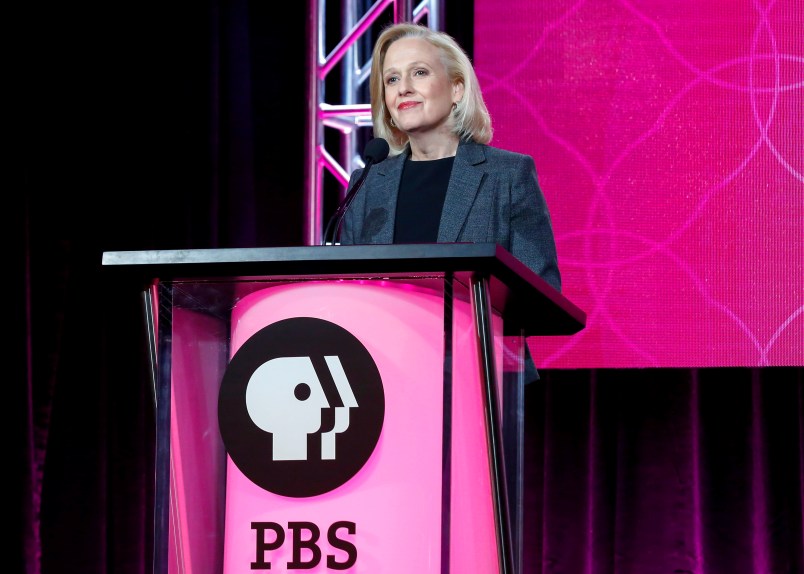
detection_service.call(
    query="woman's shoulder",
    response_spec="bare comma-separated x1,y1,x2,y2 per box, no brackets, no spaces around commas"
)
459,141,534,167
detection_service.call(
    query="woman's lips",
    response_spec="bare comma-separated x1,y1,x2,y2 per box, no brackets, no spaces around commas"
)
398,101,418,111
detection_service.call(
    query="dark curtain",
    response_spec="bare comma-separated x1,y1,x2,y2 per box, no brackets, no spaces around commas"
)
15,2,803,574
16,2,307,573
525,367,803,574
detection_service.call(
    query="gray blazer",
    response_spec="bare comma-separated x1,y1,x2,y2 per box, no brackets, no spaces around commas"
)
340,140,562,292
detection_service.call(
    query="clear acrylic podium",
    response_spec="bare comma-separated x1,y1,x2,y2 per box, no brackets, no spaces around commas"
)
102,243,585,574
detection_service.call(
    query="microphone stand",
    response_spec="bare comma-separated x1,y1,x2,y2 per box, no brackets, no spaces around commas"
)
322,138,389,245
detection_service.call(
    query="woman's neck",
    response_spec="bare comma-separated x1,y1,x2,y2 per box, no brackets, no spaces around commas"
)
407,133,460,161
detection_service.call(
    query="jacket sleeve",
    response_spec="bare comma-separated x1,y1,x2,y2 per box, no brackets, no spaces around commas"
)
508,154,562,293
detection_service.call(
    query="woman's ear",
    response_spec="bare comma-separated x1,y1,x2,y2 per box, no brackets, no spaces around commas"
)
453,80,465,103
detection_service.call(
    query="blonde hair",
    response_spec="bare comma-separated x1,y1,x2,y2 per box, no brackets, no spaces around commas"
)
369,22,493,156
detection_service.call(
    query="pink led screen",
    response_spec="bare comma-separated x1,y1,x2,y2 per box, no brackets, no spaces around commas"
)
475,0,803,368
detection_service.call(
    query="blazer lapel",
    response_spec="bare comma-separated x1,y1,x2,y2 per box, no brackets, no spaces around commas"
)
367,153,406,244
438,142,486,242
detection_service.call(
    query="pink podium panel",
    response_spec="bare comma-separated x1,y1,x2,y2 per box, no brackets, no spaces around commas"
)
168,279,502,573
169,309,227,573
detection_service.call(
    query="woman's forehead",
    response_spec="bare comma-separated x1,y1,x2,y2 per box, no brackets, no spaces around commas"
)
383,37,442,70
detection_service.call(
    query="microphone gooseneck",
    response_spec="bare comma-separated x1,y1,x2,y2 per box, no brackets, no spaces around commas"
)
323,138,390,245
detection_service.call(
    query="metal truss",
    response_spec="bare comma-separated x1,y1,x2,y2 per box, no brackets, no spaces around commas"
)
304,0,444,245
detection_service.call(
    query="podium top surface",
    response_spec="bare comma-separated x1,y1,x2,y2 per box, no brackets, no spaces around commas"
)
102,243,586,335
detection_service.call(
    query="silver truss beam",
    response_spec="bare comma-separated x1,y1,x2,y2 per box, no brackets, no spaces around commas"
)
304,0,443,245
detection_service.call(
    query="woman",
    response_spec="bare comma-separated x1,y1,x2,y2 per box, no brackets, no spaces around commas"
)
339,22,561,293
339,22,561,294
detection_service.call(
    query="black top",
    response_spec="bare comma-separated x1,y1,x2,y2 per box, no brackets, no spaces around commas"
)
393,156,455,243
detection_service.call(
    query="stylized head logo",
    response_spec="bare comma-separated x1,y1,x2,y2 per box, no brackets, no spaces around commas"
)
245,355,358,461
218,317,384,497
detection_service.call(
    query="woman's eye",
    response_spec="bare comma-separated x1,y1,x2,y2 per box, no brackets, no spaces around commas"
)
385,76,398,85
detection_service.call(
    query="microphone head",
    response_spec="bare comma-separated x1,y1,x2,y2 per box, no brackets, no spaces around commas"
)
363,138,390,164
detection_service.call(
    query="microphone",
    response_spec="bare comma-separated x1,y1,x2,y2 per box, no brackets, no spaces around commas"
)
323,137,390,245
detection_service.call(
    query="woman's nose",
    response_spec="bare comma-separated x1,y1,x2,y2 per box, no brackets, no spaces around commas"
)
397,76,413,94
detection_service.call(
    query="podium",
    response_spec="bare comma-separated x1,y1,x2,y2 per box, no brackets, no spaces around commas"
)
102,243,585,574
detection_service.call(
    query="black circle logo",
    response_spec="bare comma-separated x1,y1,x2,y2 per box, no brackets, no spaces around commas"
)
218,317,385,497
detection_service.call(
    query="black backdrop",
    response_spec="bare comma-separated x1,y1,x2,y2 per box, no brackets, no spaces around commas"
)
15,2,802,574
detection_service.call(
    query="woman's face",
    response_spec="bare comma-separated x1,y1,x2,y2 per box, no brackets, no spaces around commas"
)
382,37,462,137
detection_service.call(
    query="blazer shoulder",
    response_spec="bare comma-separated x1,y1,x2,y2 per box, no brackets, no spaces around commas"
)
460,141,533,166
483,145,533,164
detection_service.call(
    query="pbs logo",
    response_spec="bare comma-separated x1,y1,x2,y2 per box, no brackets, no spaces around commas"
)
218,317,385,497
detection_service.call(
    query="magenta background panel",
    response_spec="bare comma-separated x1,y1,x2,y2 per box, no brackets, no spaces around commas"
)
474,0,803,368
